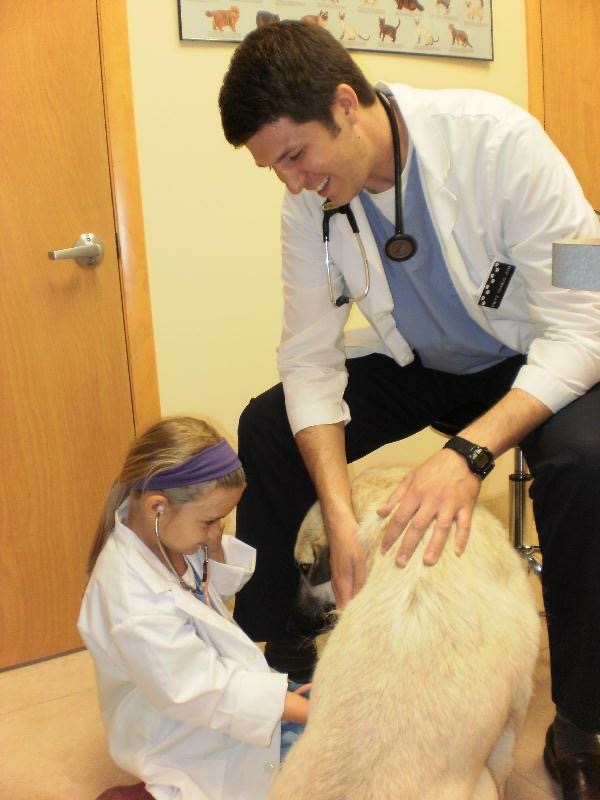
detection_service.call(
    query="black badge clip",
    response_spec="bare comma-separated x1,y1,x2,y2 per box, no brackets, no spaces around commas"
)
478,262,515,309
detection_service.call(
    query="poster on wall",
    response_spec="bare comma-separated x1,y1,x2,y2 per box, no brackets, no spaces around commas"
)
178,0,493,61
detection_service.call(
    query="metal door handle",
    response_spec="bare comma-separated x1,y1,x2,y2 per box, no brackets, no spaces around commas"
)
48,232,104,267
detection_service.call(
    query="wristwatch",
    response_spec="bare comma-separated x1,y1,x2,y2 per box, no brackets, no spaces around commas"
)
443,436,495,478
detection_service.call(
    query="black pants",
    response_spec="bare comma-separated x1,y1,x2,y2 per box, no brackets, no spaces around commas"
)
234,353,600,731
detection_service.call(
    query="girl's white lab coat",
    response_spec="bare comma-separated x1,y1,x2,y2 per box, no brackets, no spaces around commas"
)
78,506,288,800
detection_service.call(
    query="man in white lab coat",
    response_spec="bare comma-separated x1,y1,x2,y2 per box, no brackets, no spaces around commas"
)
219,21,600,799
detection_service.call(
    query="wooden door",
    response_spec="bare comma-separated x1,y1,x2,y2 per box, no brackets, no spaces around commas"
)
526,1,600,211
0,0,151,668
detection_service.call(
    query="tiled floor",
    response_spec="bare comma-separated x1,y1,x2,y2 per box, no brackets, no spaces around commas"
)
0,573,560,800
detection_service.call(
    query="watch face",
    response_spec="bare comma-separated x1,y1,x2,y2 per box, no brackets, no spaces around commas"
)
471,448,491,470
468,446,494,477
444,438,494,477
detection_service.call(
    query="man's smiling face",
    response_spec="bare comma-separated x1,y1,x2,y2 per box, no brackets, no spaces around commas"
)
245,109,375,208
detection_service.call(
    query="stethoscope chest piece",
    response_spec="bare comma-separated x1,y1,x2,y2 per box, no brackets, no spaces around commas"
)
384,232,418,262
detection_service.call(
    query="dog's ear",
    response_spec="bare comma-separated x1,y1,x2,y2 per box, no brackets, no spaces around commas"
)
349,467,410,556
295,500,327,564
350,467,408,522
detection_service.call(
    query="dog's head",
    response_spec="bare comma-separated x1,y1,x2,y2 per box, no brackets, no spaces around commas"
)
288,467,409,637
288,500,336,637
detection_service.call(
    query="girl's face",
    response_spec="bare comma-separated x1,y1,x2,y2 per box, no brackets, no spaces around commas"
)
157,485,244,556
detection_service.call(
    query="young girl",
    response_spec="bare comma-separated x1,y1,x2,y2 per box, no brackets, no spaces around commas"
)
79,416,309,800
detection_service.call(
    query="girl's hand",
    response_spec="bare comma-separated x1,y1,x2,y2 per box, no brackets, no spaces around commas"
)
282,690,309,725
206,520,226,563
293,683,312,696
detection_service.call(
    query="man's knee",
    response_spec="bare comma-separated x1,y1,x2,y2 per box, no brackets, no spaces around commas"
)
238,384,287,450
536,427,600,478
568,434,600,476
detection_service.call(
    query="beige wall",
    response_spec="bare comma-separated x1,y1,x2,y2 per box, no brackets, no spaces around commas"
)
125,0,529,507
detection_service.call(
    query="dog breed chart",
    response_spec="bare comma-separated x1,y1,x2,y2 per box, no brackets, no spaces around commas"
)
178,0,493,59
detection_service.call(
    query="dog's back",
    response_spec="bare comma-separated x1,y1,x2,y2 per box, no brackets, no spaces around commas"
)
270,467,540,800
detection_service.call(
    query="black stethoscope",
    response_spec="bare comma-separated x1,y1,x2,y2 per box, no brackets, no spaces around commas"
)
322,88,418,307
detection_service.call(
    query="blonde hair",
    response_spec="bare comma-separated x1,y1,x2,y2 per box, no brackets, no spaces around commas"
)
87,416,245,574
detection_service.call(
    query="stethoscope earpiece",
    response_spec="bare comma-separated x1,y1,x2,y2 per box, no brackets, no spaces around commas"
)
384,232,418,263
153,509,212,606
323,203,369,306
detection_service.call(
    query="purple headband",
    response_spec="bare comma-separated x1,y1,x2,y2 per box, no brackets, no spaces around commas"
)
133,439,242,491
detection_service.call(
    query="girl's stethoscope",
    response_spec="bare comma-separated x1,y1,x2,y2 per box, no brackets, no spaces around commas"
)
154,509,212,608
322,88,418,307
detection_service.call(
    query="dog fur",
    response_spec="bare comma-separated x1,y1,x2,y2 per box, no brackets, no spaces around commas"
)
269,467,540,800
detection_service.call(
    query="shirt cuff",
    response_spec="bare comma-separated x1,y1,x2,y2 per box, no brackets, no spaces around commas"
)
209,536,256,597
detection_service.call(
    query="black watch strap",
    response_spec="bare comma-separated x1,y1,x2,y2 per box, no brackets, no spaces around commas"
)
443,436,495,478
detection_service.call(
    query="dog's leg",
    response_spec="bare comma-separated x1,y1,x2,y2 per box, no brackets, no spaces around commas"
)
486,725,514,799
486,696,529,799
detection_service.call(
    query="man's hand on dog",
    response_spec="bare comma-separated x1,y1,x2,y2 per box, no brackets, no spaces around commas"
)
328,525,367,608
377,449,481,567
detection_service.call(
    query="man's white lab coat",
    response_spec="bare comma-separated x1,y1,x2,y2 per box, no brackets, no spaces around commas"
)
278,83,600,434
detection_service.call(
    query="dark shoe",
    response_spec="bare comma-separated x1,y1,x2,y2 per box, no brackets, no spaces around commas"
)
544,716,600,799
264,637,318,684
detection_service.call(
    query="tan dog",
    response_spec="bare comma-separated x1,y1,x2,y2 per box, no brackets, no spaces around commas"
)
466,0,484,21
270,467,540,800
301,10,329,27
205,5,240,32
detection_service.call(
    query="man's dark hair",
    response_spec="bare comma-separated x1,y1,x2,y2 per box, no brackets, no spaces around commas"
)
219,21,377,146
